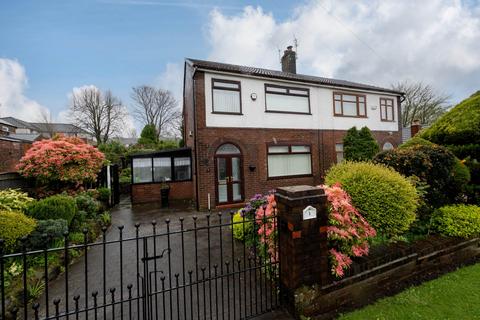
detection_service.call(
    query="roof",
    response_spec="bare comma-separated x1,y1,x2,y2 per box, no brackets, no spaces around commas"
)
29,122,88,134
8,133,42,142
0,117,31,129
0,118,16,127
129,147,191,158
186,58,403,95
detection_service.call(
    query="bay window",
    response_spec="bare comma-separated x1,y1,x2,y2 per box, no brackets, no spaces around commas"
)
212,79,242,114
265,84,310,114
267,144,312,178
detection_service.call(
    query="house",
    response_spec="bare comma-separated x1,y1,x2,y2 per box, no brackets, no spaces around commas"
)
0,118,17,136
131,46,403,209
0,116,93,142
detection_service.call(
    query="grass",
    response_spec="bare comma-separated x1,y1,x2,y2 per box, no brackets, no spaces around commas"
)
339,263,480,320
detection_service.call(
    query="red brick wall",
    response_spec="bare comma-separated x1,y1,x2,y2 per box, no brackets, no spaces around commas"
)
0,139,31,173
187,72,402,210
131,181,194,204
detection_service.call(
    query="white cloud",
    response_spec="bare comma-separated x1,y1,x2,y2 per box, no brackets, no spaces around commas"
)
0,58,49,121
155,62,183,104
206,0,480,102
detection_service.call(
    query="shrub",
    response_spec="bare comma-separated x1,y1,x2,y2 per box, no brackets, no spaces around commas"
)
325,162,418,238
323,184,376,277
399,136,434,149
0,189,34,212
97,187,111,203
17,135,105,185
75,194,100,217
374,144,469,206
27,219,68,249
27,195,78,224
98,212,111,226
137,124,159,147
343,126,379,161
231,210,254,244
432,205,480,238
119,168,132,184
98,141,127,167
0,210,37,252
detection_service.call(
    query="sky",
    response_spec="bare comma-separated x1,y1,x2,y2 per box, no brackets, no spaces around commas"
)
1,0,479,136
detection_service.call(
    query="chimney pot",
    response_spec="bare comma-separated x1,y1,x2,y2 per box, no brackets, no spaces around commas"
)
281,45,296,74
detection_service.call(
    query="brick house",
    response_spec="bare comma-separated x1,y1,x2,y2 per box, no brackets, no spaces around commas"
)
181,47,403,210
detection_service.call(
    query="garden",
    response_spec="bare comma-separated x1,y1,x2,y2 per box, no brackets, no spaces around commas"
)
0,135,112,313
231,91,480,315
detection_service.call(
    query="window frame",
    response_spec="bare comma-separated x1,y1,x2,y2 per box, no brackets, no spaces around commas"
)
332,91,368,118
266,143,313,180
264,84,311,115
335,143,344,164
211,78,243,115
131,154,193,185
380,97,395,122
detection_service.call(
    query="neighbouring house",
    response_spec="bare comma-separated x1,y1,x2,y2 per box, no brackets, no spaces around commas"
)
0,116,93,142
131,46,403,209
0,118,17,136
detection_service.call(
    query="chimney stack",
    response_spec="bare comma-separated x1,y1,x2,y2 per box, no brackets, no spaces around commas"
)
281,45,296,74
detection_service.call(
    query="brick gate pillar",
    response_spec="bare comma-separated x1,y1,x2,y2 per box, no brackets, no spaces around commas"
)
275,185,329,315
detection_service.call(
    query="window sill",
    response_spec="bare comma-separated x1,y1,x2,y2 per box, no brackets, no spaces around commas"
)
265,110,312,115
381,119,396,122
211,111,243,115
333,114,368,118
267,174,313,181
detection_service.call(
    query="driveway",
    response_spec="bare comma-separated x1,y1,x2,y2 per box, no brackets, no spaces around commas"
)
34,198,291,320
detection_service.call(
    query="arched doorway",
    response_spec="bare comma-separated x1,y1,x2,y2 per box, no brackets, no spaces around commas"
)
215,143,244,205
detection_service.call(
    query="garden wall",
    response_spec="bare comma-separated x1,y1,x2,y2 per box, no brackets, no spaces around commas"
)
0,138,31,173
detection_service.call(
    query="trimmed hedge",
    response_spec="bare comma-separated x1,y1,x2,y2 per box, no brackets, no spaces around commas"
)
0,210,37,252
343,126,379,161
325,162,418,238
399,136,434,149
374,144,469,207
432,205,480,238
27,194,78,224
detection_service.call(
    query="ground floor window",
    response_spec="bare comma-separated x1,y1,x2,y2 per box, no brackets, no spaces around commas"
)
335,143,344,163
132,151,192,184
267,144,312,178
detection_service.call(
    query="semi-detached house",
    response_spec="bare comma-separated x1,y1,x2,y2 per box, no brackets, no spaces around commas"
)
131,46,403,209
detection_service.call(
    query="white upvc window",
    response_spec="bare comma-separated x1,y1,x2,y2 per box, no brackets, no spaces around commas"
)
265,84,310,114
267,144,312,178
212,79,242,114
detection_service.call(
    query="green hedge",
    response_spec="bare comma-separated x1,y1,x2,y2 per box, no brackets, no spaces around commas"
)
325,162,418,238
0,210,37,252
231,210,254,244
343,126,379,161
432,205,480,238
27,195,78,224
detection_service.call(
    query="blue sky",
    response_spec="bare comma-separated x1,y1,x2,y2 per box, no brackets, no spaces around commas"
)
1,0,479,134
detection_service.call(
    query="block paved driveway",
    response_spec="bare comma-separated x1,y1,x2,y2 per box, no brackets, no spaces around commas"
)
35,198,292,320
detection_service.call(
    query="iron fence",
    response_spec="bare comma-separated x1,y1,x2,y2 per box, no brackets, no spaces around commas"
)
0,210,279,320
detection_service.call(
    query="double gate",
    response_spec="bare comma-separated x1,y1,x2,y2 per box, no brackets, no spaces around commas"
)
1,211,280,320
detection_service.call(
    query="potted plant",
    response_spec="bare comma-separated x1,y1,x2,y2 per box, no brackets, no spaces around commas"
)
160,181,170,207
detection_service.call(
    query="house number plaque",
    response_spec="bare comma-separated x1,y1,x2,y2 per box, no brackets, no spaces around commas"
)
303,205,317,220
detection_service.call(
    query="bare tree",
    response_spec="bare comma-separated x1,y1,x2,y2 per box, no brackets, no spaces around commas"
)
37,109,56,138
392,81,450,127
131,85,181,138
69,86,127,143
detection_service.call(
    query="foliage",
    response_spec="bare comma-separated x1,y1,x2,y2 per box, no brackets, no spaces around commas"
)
231,210,254,245
27,194,78,224
17,135,105,185
98,212,112,226
0,189,34,212
97,187,111,203
343,126,379,161
399,136,434,149
98,140,127,166
374,144,469,206
27,219,68,249
432,204,480,238
27,279,46,301
75,193,100,217
137,124,159,146
0,210,37,252
323,184,376,278
392,81,449,127
255,193,278,263
339,263,480,320
325,162,418,238
119,168,132,184
68,232,85,244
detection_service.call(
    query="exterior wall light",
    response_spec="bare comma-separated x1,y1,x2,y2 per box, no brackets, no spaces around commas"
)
250,93,257,101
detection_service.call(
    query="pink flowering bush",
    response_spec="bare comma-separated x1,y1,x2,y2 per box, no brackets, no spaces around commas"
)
255,193,278,263
322,183,376,278
17,135,105,186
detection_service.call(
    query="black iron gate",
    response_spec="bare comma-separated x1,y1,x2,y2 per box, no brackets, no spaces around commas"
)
1,210,280,320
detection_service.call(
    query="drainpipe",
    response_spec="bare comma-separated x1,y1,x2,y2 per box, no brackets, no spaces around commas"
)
191,66,200,211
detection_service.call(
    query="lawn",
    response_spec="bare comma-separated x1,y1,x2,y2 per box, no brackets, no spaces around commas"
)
339,263,480,320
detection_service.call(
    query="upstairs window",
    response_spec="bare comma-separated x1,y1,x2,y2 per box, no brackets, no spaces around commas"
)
212,79,242,114
265,84,310,114
380,98,395,121
333,92,367,117
267,144,312,178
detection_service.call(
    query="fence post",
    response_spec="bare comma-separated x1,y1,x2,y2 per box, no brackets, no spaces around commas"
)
275,185,329,316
